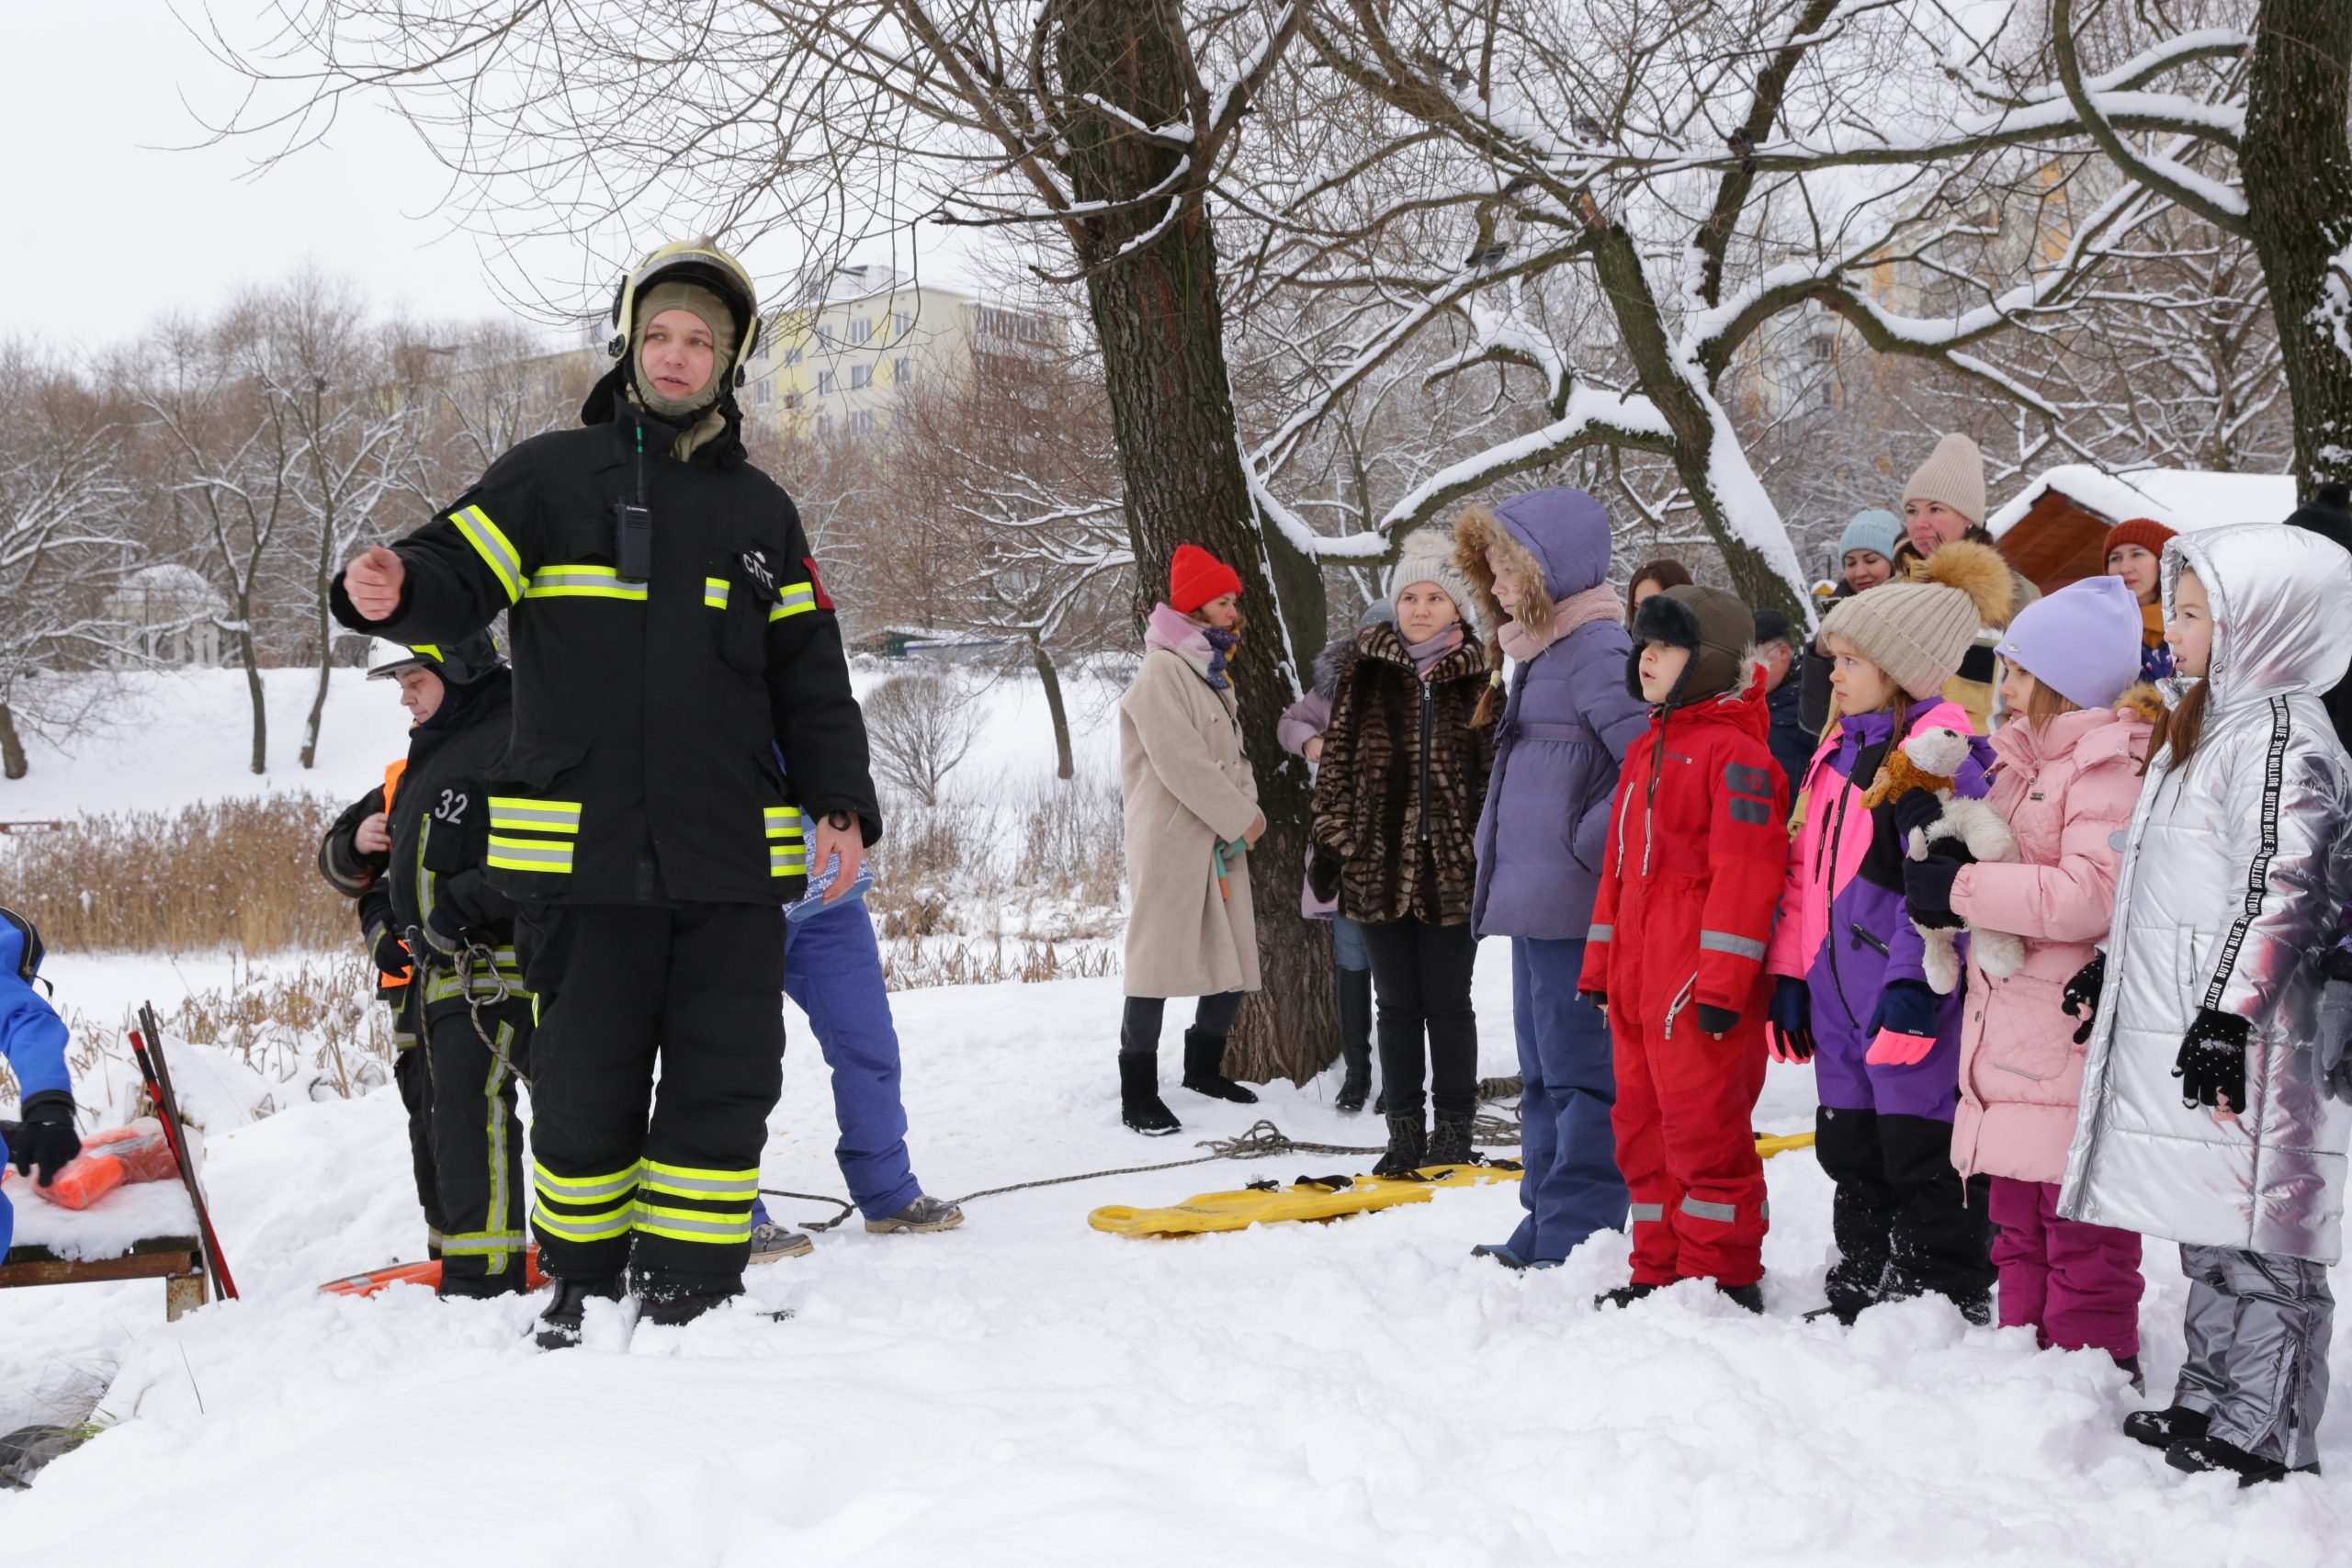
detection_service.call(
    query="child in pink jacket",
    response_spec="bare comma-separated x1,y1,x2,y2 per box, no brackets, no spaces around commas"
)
1897,576,2154,1374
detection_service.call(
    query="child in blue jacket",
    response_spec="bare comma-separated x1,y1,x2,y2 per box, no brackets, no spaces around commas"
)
2,908,82,1256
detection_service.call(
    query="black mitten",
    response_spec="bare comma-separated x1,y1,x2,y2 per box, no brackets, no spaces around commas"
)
2174,1007,2251,1111
2061,952,2106,1044
8,1092,82,1188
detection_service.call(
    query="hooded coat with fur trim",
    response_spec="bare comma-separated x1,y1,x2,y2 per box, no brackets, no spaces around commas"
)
1309,624,1496,925
1946,690,2156,1185
1456,489,1654,940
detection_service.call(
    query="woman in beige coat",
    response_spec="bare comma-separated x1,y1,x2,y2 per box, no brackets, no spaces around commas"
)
1118,544,1268,1134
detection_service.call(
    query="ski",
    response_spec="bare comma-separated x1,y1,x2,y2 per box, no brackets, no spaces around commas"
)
130,1004,238,1302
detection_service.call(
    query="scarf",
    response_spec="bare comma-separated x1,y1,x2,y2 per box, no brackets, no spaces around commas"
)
1203,625,1238,690
2140,599,2166,650
1145,602,1235,689
1496,581,1623,664
1403,624,1464,678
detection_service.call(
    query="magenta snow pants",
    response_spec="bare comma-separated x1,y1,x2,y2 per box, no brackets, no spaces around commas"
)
1989,1177,2143,1359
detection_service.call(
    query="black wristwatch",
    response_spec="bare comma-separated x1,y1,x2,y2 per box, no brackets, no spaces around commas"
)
826,811,854,832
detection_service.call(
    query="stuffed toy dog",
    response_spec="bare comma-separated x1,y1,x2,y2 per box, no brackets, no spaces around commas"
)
1862,727,2026,994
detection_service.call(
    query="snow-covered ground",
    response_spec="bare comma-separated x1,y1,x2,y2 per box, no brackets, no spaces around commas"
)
5,669,2351,1562
5,947,2350,1564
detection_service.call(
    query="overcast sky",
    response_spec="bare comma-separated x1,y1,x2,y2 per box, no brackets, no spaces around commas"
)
2,3,986,354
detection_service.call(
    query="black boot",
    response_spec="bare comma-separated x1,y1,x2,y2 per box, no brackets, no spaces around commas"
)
1182,1028,1259,1104
2122,1404,2210,1451
1120,1053,1182,1135
1373,1112,1427,1177
2165,1431,2319,1487
634,1270,742,1328
1716,1280,1766,1314
1425,1110,1476,1168
535,1273,625,1350
1334,968,1374,1114
1595,1281,1662,1311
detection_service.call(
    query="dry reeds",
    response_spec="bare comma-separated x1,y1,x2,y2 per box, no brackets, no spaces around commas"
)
2,795,354,953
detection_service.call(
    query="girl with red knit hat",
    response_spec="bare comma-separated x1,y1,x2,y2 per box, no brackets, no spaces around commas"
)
1114,544,1267,1134
2104,517,2177,682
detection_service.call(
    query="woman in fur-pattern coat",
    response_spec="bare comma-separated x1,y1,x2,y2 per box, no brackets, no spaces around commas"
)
1311,529,1497,1175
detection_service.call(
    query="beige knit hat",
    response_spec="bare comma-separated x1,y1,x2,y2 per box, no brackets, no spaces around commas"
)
1900,433,1986,527
1818,539,2015,700
1387,526,1482,634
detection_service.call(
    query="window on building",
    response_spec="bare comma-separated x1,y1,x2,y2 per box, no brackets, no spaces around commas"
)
849,410,876,436
850,364,871,390
895,358,913,387
782,346,803,367
784,392,802,410
893,311,912,338
816,414,833,439
817,370,836,396
850,318,874,344
753,379,774,405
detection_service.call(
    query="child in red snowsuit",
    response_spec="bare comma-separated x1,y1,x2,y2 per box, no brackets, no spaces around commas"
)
1580,585,1787,1310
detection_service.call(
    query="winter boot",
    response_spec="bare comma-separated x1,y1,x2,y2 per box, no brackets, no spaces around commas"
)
1595,1282,1662,1311
2112,1353,2145,1394
535,1274,625,1350
749,1220,814,1264
1716,1281,1766,1314
866,1194,965,1234
634,1271,743,1328
1372,1112,1428,1177
1803,1302,1865,1327
1425,1111,1476,1168
2165,1432,2320,1487
1120,1053,1182,1136
1182,1028,1259,1104
2122,1404,2210,1452
1334,968,1374,1114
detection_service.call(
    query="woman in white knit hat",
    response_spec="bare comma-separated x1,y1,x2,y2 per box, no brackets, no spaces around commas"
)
1307,528,1496,1174
1890,432,2041,729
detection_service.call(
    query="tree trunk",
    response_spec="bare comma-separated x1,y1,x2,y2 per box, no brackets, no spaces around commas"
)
2243,0,2352,491
1057,0,1332,1083
301,593,334,770
237,615,267,775
0,702,27,781
1031,634,1075,782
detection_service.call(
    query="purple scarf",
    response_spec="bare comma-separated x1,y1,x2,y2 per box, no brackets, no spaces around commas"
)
1145,602,1237,690
1402,624,1464,678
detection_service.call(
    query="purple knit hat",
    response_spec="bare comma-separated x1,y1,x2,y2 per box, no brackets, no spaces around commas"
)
1995,574,2142,710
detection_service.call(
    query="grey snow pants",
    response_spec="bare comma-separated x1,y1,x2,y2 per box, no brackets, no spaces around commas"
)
2174,1244,2335,1470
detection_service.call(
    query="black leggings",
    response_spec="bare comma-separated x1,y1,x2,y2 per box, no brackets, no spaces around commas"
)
1120,992,1243,1057
1358,916,1479,1119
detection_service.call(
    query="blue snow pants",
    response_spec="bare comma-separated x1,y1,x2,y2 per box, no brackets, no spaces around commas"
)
751,897,924,1224
1504,935,1628,1264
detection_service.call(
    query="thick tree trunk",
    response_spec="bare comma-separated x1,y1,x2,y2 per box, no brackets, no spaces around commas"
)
0,702,27,781
1031,633,1075,782
2243,0,2352,491
1057,0,1332,1083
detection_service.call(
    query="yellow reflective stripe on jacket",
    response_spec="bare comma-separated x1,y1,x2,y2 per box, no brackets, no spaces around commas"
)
487,797,582,834
768,583,818,622
523,564,649,602
638,1160,761,1202
770,843,809,877
531,1201,635,1243
487,835,574,874
763,807,805,840
451,505,524,604
704,577,729,609
631,1201,754,1246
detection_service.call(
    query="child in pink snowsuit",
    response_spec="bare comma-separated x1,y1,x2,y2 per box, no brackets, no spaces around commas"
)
1898,577,2154,1371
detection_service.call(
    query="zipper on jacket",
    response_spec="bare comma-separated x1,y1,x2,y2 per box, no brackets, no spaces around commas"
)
1819,759,1863,1031
1416,680,1434,844
1662,974,1697,1040
1640,715,1668,876
1849,924,1890,957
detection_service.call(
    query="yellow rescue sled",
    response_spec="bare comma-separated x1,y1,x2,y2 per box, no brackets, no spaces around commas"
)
1086,1131,1817,1239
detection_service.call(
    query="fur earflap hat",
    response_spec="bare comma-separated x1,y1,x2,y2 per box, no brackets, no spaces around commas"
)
1819,539,2015,700
1627,584,1754,707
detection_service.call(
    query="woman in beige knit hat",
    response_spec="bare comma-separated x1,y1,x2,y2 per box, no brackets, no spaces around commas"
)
1889,433,2041,729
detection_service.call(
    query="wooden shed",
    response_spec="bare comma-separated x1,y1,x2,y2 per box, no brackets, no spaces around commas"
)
1986,465,2297,593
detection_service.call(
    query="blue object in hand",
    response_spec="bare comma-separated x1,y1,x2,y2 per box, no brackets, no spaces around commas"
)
787,852,875,924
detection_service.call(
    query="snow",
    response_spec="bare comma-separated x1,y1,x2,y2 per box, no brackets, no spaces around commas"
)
6,679,2352,1562
1986,465,2299,540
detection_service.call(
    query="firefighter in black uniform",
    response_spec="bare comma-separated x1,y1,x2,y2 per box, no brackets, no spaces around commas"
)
330,240,879,1346
320,725,431,1252
321,635,537,1294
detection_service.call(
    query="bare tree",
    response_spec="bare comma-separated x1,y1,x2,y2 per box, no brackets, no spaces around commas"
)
0,345,141,780
864,671,984,807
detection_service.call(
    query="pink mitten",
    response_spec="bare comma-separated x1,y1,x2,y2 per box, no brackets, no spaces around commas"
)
1865,1029,1937,1066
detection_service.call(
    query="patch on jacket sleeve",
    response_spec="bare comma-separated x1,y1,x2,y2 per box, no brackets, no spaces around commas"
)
802,556,836,610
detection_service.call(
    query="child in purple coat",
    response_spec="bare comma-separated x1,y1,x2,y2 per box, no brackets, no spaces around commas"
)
1455,488,1651,1269
1766,540,2014,1324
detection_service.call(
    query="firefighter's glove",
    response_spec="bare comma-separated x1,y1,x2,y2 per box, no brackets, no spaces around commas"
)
421,906,467,961
9,1092,81,1189
365,922,412,977
2061,951,2106,1044
1767,978,1815,1064
2175,1007,2251,1111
